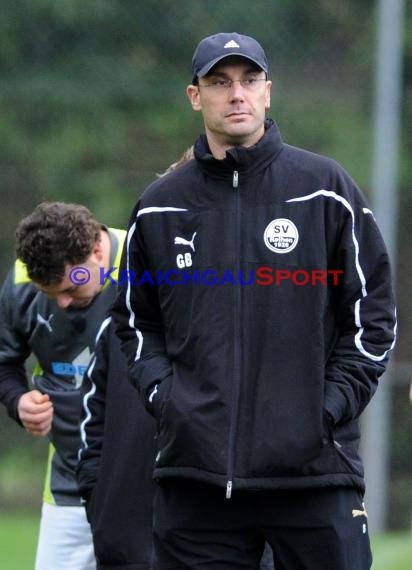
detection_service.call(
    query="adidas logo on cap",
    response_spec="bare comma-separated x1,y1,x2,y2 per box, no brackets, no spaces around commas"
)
224,40,240,49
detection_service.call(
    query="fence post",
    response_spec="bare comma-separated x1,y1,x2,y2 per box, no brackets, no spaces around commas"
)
363,0,404,534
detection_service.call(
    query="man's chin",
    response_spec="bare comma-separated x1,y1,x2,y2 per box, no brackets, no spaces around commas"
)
67,299,92,310
224,121,260,140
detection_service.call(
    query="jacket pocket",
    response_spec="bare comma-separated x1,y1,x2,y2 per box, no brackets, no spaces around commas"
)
320,417,364,477
152,374,173,423
322,412,335,446
333,439,362,473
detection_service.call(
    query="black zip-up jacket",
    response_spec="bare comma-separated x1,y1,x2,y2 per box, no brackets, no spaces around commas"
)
113,120,397,497
77,317,156,569
77,318,275,569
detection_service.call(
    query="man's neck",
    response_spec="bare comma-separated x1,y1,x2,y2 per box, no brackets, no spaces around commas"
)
205,126,265,160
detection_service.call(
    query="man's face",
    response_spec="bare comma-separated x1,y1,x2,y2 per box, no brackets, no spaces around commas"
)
34,257,102,310
187,57,271,153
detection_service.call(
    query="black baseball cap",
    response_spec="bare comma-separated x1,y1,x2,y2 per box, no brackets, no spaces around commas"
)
191,32,269,84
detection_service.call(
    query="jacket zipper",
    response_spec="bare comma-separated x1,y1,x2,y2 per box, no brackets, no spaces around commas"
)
226,170,240,499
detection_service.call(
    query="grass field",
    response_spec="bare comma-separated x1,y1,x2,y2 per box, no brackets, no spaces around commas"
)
0,512,39,569
0,512,410,569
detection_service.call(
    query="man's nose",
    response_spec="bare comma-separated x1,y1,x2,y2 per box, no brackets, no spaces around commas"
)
228,80,246,98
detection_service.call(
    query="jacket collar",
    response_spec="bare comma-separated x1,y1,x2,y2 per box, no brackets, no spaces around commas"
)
194,119,284,179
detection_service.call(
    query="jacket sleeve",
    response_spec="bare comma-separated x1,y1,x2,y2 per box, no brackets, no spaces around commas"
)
111,204,172,417
324,186,397,426
0,268,31,424
77,318,110,503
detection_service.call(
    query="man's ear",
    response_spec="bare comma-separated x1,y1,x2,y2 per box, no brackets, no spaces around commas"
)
91,237,104,262
265,80,272,110
187,85,202,112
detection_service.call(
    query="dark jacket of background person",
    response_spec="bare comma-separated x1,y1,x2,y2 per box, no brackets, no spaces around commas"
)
112,119,397,497
77,316,157,569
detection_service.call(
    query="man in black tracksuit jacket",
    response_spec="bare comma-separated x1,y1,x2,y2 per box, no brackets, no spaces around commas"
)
112,33,397,570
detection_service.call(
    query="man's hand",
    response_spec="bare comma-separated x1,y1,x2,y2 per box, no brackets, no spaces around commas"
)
17,390,53,436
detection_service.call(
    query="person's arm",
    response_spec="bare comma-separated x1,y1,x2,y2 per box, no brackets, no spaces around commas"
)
112,203,172,418
0,361,53,436
324,195,397,426
0,362,28,423
77,317,111,504
0,267,53,434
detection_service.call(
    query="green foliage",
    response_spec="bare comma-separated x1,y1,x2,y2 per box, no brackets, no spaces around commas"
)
388,385,412,530
0,0,385,255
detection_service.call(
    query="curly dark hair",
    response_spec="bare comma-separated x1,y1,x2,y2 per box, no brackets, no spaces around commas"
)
15,202,102,285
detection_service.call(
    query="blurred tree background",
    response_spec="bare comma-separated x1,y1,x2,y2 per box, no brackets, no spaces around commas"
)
0,0,411,530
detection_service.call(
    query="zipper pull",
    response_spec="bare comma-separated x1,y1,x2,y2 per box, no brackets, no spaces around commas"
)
233,170,239,188
226,480,232,499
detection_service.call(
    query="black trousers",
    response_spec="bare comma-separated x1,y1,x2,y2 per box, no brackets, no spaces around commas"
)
153,479,372,570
